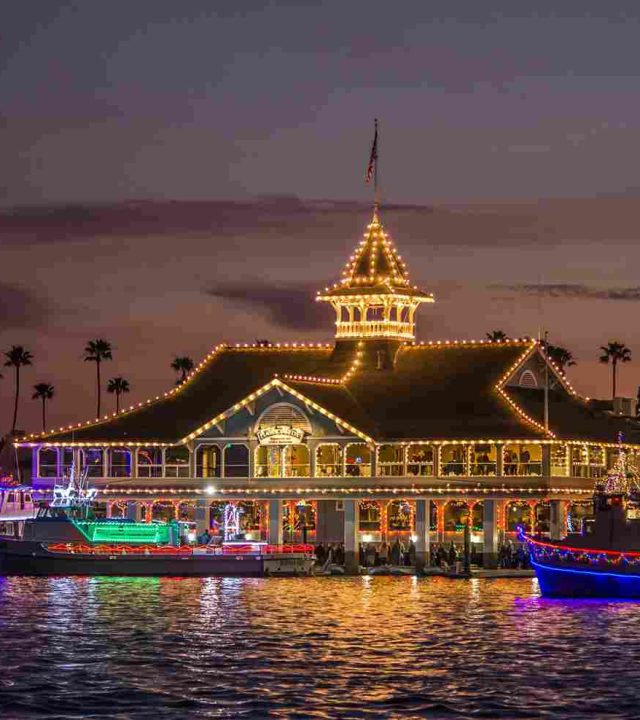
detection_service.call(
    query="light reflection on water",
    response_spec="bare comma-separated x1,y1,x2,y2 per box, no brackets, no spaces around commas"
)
1,576,640,718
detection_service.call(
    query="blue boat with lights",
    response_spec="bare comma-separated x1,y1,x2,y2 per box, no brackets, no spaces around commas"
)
521,447,640,598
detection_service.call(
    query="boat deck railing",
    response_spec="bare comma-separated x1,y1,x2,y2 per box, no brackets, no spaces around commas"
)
45,542,314,556
519,530,640,569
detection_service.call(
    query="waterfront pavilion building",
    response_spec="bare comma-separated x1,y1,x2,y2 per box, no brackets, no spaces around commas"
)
18,208,640,568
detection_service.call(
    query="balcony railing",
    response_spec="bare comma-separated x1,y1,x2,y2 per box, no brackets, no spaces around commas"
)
335,320,415,339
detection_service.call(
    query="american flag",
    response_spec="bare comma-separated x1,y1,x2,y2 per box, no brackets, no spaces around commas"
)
365,118,378,184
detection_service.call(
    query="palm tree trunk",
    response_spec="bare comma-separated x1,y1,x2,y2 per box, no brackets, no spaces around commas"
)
42,397,46,432
96,358,101,417
612,359,617,400
116,391,120,413
11,366,19,434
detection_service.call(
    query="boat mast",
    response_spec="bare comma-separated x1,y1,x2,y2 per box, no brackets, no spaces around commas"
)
543,330,549,432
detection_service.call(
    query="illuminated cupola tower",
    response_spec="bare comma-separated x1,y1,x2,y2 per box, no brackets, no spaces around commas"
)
316,205,434,341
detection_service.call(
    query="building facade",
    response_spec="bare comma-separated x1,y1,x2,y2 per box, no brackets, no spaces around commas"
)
16,208,640,568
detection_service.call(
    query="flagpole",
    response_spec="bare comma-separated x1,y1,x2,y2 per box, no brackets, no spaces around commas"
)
374,117,379,210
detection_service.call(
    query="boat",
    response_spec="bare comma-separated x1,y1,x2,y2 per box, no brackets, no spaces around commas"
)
0,483,37,538
0,466,314,577
521,444,640,598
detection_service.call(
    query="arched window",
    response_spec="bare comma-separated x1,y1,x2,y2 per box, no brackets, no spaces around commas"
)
108,448,132,478
359,500,380,531
407,445,434,476
345,443,372,477
440,445,466,476
61,448,75,476
505,501,533,532
223,444,249,477
38,448,58,477
110,501,126,519
238,500,262,533
588,445,606,479
444,501,469,532
568,502,593,533
470,444,497,476
388,500,412,531
504,444,542,476
378,444,404,476
535,501,550,534
195,445,221,478
471,502,484,531
152,501,176,522
551,445,568,476
177,501,196,522
284,445,310,477
137,447,163,478
256,403,312,436
519,370,538,388
209,501,226,535
255,446,281,477
82,448,104,478
316,444,342,477
164,446,190,478
430,502,438,531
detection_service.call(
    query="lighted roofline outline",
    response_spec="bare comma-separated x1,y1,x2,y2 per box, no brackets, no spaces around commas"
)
180,377,374,445
15,338,640,449
19,341,335,444
93,485,594,497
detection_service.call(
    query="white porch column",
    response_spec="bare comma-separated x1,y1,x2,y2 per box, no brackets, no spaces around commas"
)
131,447,139,478
483,499,500,568
549,499,566,540
542,445,552,479
267,499,283,545
343,498,360,574
414,498,431,571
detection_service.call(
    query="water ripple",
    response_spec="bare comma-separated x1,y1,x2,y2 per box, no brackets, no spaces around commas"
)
0,576,639,719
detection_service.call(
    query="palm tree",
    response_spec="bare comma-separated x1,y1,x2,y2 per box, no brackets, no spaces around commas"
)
107,377,130,413
84,339,113,417
32,383,54,432
546,344,576,373
486,330,509,342
4,346,33,434
171,356,194,384
599,341,632,399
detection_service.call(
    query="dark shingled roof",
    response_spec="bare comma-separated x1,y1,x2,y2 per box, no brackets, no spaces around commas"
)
290,342,545,440
30,340,639,445
508,387,640,444
36,347,335,443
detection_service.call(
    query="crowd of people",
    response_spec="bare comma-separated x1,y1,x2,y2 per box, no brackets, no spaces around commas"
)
313,538,530,570
360,538,416,567
498,540,530,569
314,542,345,566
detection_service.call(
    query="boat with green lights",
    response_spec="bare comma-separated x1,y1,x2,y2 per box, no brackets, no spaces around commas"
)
0,467,314,577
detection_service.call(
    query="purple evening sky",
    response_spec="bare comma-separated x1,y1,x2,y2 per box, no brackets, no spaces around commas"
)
1,2,639,432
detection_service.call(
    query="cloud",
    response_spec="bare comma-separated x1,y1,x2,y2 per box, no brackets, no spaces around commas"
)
0,283,49,329
207,281,328,331
494,283,640,301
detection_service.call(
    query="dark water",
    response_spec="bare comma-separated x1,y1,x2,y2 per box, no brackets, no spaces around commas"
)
1,576,640,719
